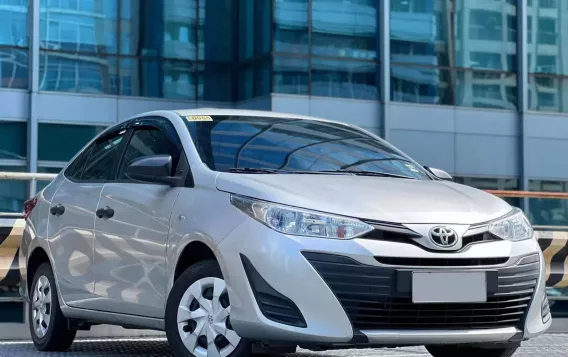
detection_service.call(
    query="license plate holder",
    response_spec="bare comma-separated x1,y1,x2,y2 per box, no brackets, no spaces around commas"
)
412,271,487,303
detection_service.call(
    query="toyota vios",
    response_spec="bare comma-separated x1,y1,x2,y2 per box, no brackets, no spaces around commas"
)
20,109,550,357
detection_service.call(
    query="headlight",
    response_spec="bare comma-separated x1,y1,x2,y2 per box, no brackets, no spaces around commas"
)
230,195,374,239
488,207,533,241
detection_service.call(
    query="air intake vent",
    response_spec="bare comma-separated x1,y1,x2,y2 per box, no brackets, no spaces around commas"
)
303,252,538,330
241,254,307,328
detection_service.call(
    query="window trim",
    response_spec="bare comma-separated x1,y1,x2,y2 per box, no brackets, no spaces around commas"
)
111,117,194,187
63,121,132,183
62,116,194,186
78,129,131,183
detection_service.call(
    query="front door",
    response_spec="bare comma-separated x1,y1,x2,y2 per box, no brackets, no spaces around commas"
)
92,119,187,317
48,129,127,308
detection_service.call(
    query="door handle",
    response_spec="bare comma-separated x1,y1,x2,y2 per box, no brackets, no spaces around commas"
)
96,206,115,219
50,204,65,216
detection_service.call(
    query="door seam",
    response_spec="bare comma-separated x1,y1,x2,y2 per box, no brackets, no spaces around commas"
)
91,183,106,295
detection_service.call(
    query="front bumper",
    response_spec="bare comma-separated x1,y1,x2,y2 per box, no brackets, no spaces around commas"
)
216,220,551,347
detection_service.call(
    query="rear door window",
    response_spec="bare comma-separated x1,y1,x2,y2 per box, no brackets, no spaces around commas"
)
81,131,127,181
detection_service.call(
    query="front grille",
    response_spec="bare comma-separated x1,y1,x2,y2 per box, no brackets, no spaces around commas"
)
462,232,501,246
304,252,539,330
375,256,509,267
360,224,500,252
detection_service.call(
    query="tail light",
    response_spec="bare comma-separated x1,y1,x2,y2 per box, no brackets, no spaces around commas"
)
24,197,37,220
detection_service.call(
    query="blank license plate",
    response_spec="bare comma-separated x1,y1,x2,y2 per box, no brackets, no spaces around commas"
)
412,271,487,303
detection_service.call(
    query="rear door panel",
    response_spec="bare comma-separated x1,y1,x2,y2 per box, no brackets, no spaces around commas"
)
47,179,103,307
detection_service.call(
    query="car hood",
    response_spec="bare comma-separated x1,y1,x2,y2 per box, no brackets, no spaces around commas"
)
215,173,512,225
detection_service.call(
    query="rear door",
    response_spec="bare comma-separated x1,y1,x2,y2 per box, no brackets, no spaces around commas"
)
47,127,128,308
91,117,189,317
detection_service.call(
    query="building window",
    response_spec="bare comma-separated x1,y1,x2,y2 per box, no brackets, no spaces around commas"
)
390,0,518,110
274,0,309,54
311,0,378,60
38,0,235,102
272,0,380,100
529,180,568,227
38,123,106,163
528,1,568,112
0,122,26,161
0,0,29,89
273,56,309,95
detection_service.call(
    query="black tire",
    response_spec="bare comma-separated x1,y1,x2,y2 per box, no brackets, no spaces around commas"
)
165,260,252,357
28,262,77,351
426,345,518,357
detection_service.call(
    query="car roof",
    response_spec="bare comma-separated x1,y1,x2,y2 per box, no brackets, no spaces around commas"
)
127,108,337,124
174,108,329,122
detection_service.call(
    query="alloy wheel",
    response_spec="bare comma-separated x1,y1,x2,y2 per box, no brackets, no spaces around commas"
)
177,277,241,357
32,275,52,338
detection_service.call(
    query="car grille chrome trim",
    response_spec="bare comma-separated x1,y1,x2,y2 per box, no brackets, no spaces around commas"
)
359,219,502,252
374,256,510,267
303,252,539,331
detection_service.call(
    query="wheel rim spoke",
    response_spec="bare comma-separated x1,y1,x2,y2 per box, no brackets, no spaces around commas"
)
207,344,221,357
178,306,208,323
182,333,199,352
224,329,240,347
188,281,213,313
211,279,226,316
214,307,229,323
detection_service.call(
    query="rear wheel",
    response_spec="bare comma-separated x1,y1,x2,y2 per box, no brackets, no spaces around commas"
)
165,260,251,357
426,345,518,357
29,262,76,351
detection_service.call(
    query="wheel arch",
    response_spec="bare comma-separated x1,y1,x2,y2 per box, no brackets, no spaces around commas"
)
167,237,225,298
27,247,51,296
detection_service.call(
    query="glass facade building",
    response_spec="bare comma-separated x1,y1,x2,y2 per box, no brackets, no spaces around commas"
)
3,0,568,320
1,0,568,221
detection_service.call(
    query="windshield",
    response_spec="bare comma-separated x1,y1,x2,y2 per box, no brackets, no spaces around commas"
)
183,115,432,180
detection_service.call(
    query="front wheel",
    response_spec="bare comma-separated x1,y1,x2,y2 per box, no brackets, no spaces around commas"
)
165,260,251,357
426,345,518,357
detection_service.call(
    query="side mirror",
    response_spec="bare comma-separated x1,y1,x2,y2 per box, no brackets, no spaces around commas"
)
125,155,183,186
425,166,453,181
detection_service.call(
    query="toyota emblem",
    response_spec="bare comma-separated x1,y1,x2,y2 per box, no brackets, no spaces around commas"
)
429,226,458,248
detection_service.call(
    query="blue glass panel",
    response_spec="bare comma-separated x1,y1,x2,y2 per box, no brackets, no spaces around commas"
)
120,58,196,99
274,0,309,54
391,0,517,72
0,48,28,89
237,59,270,101
38,123,106,162
197,63,233,102
273,56,308,95
528,75,568,113
312,0,378,60
199,0,234,61
0,121,26,161
40,0,118,54
238,0,271,60
39,51,117,94
0,0,28,47
312,59,379,100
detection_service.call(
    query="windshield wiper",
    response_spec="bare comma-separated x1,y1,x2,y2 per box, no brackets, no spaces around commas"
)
226,167,282,174
317,169,417,179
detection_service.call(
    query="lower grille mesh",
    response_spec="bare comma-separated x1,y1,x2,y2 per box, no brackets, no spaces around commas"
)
304,252,539,330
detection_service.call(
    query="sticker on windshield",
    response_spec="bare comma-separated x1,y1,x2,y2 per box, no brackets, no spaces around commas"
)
405,163,420,173
186,115,213,122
